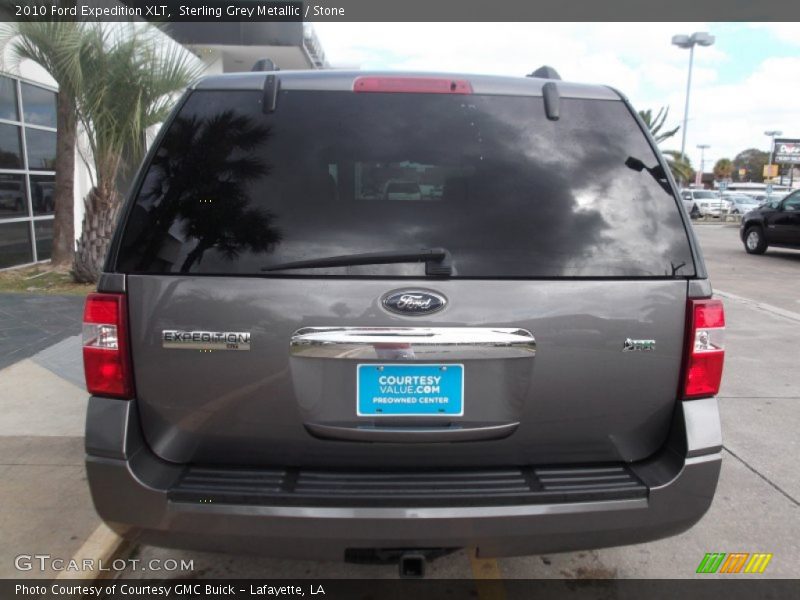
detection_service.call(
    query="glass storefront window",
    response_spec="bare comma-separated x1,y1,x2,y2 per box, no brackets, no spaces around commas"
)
0,75,56,269
0,174,28,218
0,76,19,122
0,123,23,169
34,219,53,261
0,221,33,268
30,174,55,216
24,128,56,170
20,83,57,128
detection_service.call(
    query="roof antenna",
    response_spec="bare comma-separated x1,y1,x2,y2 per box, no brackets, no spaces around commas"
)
252,58,279,72
527,65,561,80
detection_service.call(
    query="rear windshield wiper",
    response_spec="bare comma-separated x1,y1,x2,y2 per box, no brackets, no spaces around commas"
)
261,247,453,276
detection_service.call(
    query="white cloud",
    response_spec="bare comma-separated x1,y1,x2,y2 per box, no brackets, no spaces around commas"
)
312,22,798,169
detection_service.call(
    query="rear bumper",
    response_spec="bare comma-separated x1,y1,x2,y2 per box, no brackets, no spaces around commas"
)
85,397,722,559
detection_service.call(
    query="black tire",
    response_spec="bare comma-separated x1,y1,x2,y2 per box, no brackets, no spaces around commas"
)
743,226,767,255
690,204,700,219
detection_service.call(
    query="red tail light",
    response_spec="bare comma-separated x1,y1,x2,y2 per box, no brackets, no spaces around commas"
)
683,299,725,399
353,76,473,94
82,293,134,399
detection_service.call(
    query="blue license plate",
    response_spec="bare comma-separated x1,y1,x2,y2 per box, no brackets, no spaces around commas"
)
357,364,464,416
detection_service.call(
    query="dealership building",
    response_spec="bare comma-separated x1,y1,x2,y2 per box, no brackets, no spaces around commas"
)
0,19,326,270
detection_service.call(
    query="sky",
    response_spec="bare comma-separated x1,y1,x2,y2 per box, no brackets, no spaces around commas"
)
313,22,800,172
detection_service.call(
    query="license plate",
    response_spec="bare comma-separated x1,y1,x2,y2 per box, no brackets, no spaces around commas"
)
357,364,464,417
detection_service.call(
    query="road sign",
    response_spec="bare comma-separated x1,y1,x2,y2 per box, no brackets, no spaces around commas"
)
738,168,747,178
719,181,728,191
773,139,800,164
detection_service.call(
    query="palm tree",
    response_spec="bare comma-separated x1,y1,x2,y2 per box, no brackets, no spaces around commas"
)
0,20,86,267
713,158,733,181
638,106,695,184
663,150,694,183
71,23,203,282
638,107,680,144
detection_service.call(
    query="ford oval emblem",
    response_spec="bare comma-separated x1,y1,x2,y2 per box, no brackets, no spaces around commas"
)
382,290,447,316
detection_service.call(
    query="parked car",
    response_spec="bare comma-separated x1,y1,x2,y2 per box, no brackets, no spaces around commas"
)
722,193,760,215
748,191,788,205
83,69,724,569
383,180,423,201
740,190,800,254
681,189,725,218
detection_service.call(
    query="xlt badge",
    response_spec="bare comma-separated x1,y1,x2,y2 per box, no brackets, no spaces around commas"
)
623,338,656,352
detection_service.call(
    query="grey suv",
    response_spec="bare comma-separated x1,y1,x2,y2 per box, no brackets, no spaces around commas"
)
82,70,725,564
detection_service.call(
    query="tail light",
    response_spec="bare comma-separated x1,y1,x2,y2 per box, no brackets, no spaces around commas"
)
82,293,134,399
683,299,725,399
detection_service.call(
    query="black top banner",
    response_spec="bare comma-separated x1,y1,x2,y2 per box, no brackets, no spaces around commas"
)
3,0,800,22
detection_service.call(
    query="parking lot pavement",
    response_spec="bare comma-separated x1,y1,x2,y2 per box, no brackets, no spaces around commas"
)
692,222,800,313
0,294,84,371
0,294,97,579
119,223,800,580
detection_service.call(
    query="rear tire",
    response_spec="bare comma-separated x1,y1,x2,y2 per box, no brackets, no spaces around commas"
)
744,226,767,254
690,205,700,219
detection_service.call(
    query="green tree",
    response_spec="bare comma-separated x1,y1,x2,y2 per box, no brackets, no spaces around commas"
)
71,23,203,282
0,19,85,266
732,148,770,183
638,107,680,143
638,106,692,184
663,150,694,183
713,158,733,180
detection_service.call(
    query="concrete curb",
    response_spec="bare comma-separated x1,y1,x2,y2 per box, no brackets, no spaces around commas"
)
54,523,130,582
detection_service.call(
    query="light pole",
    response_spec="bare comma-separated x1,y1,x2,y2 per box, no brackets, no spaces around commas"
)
697,144,709,187
672,32,715,165
764,130,782,184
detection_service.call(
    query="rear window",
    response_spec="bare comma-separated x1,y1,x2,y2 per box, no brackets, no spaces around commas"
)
115,89,695,278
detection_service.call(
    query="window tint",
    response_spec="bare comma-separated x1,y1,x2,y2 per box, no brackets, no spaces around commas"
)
20,83,57,128
0,221,33,268
0,123,23,169
33,219,53,260
0,174,28,217
30,174,55,215
0,76,18,121
24,128,56,170
116,90,695,278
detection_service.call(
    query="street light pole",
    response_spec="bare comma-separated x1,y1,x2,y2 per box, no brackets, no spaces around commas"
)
697,144,709,187
680,45,695,162
672,32,715,167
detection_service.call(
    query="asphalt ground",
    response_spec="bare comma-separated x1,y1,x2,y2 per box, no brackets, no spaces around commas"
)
0,223,797,581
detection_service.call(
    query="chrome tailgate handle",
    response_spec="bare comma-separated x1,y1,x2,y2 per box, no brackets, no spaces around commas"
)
290,327,535,360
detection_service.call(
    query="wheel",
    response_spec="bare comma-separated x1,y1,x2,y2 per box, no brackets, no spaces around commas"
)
690,204,700,219
744,226,767,254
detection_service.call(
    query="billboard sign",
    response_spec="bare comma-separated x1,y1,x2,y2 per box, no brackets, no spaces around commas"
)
773,139,800,164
